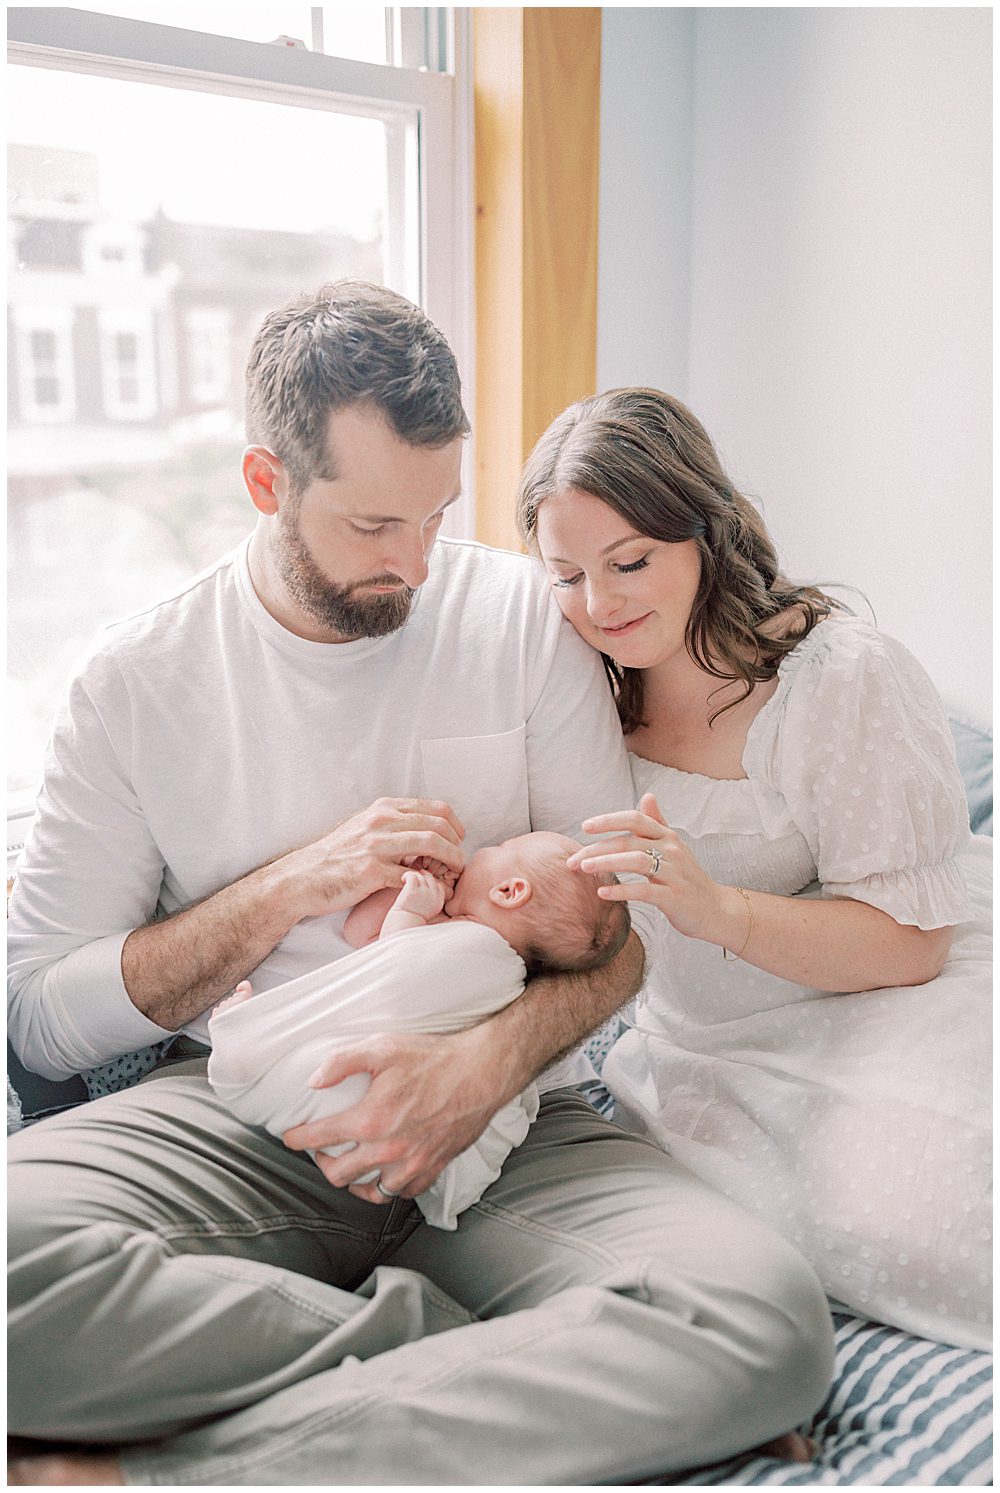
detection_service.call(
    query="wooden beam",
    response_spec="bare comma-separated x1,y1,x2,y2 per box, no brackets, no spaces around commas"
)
473,8,601,551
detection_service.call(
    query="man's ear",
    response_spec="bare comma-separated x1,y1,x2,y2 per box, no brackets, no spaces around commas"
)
242,446,288,515
488,877,532,911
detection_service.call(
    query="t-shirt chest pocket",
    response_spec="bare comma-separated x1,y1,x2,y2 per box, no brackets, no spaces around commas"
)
420,724,530,852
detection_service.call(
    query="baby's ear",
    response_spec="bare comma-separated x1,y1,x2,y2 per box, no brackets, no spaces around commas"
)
488,876,532,910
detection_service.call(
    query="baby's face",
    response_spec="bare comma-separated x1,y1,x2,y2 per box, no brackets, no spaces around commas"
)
447,831,579,925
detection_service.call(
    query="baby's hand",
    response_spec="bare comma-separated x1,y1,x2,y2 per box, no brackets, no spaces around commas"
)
394,869,448,920
211,980,253,1021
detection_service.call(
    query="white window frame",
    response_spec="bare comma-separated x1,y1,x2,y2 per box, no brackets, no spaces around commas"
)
98,305,158,420
7,8,470,439
13,305,77,423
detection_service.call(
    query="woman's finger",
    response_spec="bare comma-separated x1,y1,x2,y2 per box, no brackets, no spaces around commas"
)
578,809,668,839
638,792,668,826
596,881,672,904
578,850,668,880
568,837,631,867
568,831,664,869
571,832,668,866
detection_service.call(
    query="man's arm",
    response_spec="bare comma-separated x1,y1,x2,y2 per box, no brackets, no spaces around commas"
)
284,928,644,1201
120,804,465,1031
10,776,464,1076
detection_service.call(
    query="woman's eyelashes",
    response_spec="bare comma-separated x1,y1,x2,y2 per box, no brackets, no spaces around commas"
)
549,555,651,587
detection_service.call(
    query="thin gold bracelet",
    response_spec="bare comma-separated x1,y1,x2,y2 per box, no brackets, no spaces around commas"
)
722,886,754,961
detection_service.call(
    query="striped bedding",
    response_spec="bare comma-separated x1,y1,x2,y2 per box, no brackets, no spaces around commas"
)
673,1312,993,1486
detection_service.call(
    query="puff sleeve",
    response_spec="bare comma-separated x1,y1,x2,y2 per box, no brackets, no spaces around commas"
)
750,620,973,928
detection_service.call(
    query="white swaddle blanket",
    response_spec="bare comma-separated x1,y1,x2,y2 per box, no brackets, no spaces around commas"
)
207,919,539,1229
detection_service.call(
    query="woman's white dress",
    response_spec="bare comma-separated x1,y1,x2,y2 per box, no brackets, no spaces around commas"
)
602,616,991,1349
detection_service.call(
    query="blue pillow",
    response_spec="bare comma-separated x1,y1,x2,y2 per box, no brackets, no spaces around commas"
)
949,714,993,836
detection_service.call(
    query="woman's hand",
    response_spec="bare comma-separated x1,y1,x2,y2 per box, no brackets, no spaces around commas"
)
571,794,954,991
568,793,745,948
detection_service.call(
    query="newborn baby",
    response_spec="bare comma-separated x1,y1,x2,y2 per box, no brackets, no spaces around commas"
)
207,831,629,1228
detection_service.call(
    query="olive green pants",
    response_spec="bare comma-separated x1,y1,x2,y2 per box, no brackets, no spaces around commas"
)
8,1063,834,1485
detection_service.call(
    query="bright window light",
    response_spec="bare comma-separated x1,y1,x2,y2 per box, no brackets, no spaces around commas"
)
7,61,407,796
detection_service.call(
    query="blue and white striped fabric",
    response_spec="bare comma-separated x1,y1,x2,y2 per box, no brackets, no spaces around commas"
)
671,1312,992,1486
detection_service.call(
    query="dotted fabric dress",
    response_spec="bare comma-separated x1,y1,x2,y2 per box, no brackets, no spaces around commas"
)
602,615,992,1351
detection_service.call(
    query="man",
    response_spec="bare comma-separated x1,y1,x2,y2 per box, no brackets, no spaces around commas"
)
8,282,833,1485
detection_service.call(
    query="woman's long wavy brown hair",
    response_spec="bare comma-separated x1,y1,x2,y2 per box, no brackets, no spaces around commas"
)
516,388,843,734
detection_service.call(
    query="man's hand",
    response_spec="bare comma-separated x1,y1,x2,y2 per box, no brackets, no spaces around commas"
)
279,798,465,919
282,930,645,1207
282,1025,500,1202
120,797,465,1034
403,854,460,889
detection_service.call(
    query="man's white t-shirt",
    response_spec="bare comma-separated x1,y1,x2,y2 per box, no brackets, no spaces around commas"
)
8,536,648,1082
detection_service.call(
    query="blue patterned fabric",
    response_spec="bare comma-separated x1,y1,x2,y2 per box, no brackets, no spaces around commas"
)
669,1313,992,1486
81,1039,175,1101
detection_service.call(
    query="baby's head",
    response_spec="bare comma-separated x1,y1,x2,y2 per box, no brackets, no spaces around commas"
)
446,830,630,976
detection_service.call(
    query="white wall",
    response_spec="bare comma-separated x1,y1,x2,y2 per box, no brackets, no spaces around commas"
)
598,8,992,724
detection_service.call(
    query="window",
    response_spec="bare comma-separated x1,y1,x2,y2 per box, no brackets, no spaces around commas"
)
83,221,146,277
14,309,76,423
99,309,157,420
72,7,391,63
7,6,471,805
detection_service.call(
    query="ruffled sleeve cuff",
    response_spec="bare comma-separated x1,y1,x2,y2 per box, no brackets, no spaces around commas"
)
823,855,974,929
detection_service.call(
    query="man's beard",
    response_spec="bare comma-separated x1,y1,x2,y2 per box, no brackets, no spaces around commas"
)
272,497,415,640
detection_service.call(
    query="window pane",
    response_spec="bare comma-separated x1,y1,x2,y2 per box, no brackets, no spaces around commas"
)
61,6,391,64
8,62,411,794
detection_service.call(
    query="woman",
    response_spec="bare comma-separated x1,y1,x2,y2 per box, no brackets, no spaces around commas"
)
517,388,991,1351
